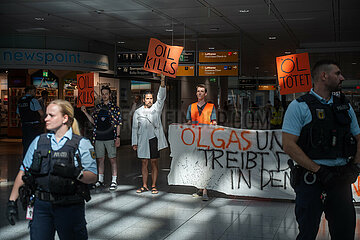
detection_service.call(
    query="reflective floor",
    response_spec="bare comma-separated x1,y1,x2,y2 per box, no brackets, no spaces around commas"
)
0,139,359,240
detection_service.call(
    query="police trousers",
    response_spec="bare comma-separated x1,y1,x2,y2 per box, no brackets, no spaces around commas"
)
29,199,87,240
294,172,355,240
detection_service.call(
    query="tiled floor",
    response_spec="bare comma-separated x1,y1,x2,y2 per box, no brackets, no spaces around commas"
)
0,139,359,239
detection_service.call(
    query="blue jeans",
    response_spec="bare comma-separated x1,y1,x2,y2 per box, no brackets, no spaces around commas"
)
30,199,87,240
294,176,355,240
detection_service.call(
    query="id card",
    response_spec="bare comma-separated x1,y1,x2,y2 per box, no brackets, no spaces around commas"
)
26,206,34,220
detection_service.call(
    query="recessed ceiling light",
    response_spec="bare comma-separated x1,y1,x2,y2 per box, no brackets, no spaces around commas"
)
165,29,173,32
34,17,44,21
210,27,219,31
352,62,357,65
118,41,125,44
285,51,291,54
255,66,260,70
268,36,277,40
239,9,250,13
208,47,215,50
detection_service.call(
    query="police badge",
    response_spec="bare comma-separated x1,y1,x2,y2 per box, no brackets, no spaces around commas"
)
316,109,325,119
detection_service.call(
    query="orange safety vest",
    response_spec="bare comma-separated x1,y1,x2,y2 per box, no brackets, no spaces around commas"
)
190,102,214,125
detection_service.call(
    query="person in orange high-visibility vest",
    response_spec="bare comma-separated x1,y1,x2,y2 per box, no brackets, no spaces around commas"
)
186,84,217,201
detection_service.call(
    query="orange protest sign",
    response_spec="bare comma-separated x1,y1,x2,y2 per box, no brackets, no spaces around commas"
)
143,38,184,78
77,73,94,107
276,52,312,95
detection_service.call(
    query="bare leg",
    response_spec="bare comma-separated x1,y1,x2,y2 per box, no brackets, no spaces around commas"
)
141,159,149,188
109,157,117,177
97,157,105,175
150,158,159,188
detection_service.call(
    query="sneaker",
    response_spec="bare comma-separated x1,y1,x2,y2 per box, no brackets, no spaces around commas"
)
202,193,209,201
192,189,203,197
93,181,104,188
109,182,117,191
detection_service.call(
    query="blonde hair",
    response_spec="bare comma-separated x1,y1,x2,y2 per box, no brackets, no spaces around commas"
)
49,99,81,135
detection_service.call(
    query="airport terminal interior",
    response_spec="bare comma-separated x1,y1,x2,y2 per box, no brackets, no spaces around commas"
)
1,0,360,239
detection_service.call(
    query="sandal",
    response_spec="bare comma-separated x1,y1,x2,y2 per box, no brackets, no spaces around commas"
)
136,187,149,193
151,187,159,194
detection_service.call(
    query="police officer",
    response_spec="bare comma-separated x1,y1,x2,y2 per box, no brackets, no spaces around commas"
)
17,85,44,157
186,84,217,201
6,99,97,240
282,60,360,240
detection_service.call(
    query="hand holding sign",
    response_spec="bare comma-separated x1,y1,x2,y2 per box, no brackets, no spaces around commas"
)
143,38,184,78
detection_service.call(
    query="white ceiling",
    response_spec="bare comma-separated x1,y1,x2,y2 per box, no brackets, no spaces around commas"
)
1,0,360,78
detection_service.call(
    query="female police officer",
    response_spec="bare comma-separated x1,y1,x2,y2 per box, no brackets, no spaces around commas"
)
6,99,97,240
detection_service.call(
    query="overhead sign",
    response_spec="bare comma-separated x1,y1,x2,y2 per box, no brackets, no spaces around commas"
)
276,52,312,95
199,64,238,76
143,38,184,78
117,52,147,64
0,48,109,71
199,51,239,63
167,124,360,201
117,66,153,77
177,65,195,76
77,73,94,107
179,51,195,63
258,85,276,91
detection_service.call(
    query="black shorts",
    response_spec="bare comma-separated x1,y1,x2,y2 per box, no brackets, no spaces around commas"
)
149,137,160,159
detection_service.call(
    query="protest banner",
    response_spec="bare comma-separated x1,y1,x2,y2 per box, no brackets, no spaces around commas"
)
143,38,184,78
167,124,360,201
77,73,94,107
276,52,312,95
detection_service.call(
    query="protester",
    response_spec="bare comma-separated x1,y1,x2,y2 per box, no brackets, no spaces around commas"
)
132,74,167,194
186,84,217,201
81,86,122,190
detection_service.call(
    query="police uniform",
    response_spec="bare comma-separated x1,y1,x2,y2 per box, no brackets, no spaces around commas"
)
186,102,217,125
21,128,97,240
17,94,44,157
282,89,360,240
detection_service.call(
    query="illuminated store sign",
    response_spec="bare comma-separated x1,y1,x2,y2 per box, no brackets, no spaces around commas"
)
0,48,109,71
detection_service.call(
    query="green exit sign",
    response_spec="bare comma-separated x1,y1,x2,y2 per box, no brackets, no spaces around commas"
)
210,77,216,83
43,70,48,77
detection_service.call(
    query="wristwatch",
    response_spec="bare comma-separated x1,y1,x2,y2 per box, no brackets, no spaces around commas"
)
77,169,84,180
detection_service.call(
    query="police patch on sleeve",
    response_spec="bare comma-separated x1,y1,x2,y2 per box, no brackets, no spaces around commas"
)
89,148,96,159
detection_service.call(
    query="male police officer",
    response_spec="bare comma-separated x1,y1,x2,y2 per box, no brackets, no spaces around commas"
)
282,60,360,240
17,86,44,157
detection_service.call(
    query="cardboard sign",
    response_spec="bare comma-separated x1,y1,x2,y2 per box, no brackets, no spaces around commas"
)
77,73,94,107
143,38,184,78
276,52,312,95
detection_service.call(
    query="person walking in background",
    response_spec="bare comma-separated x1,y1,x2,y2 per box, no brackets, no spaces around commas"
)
17,86,44,157
186,84,217,201
6,99,97,239
81,86,122,191
282,60,360,239
269,97,284,129
132,74,167,194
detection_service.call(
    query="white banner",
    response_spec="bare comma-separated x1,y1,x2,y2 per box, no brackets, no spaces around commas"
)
168,124,360,201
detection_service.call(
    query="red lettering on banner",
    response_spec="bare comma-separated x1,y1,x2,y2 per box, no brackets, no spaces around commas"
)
241,131,252,150
197,127,209,148
226,130,242,150
211,128,226,149
181,128,195,146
